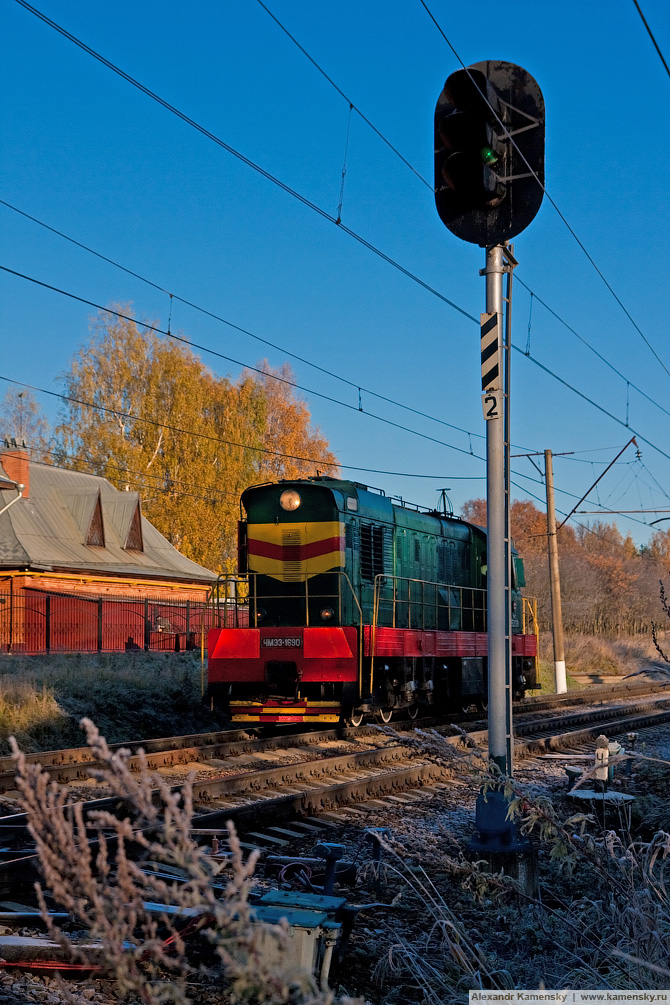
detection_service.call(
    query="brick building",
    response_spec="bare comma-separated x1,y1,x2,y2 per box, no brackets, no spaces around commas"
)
0,449,217,652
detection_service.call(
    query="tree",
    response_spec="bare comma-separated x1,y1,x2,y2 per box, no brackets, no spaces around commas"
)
459,497,575,555
55,309,338,573
459,496,656,635
461,498,487,528
247,362,337,482
0,387,51,461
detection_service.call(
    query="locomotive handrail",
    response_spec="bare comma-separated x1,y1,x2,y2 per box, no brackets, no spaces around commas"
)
372,574,487,628
370,573,489,693
208,572,364,703
522,596,539,661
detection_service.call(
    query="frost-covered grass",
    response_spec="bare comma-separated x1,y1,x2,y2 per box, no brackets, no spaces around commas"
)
0,651,228,753
532,631,666,694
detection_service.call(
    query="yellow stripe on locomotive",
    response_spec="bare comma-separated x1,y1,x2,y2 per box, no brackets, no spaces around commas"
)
246,520,345,582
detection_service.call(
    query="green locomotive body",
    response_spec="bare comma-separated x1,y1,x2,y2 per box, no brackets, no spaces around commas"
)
208,477,538,724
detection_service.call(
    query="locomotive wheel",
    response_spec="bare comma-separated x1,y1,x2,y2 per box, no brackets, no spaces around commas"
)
347,710,364,727
375,708,393,724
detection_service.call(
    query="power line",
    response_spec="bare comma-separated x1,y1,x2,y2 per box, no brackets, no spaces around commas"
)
6,259,670,494
0,199,492,445
12,0,475,326
5,194,670,470
254,0,433,190
632,0,670,79
0,374,486,481
419,0,670,379
26,395,649,539
4,379,656,536
11,2,669,437
5,0,668,439
7,6,670,519
0,264,492,460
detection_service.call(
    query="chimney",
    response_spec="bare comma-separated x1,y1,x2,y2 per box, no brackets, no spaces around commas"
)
1,449,29,498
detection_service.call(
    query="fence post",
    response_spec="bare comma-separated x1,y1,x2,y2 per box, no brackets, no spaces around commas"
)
45,594,51,653
144,598,150,651
8,580,13,654
186,600,191,649
97,598,103,652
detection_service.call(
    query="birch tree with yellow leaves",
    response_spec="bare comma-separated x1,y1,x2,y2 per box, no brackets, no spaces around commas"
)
55,308,337,572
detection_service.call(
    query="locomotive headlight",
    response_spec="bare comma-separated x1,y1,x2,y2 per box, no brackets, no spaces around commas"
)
279,489,301,511
320,607,334,621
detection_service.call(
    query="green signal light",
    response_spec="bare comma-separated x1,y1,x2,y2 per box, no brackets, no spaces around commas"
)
480,146,500,166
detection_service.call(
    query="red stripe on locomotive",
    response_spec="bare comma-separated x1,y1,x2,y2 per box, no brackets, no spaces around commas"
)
247,536,344,562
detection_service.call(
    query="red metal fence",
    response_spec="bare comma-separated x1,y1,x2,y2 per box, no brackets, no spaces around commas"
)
0,589,220,654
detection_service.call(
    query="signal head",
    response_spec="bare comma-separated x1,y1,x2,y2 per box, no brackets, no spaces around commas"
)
434,61,545,245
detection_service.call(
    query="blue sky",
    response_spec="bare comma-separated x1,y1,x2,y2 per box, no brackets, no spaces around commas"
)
1,0,669,545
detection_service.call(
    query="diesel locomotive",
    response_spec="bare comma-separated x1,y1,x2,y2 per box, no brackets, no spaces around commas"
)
207,476,538,725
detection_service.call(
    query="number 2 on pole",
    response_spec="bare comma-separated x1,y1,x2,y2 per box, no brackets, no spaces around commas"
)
482,392,500,420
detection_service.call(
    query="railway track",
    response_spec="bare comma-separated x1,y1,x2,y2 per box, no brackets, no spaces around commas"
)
0,682,667,887
0,674,665,793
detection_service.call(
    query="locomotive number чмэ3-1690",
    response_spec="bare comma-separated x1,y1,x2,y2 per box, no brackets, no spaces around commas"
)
261,637,302,648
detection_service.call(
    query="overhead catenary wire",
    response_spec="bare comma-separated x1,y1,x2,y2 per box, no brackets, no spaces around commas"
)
10,1,670,458
0,199,491,445
512,344,670,465
7,4,669,530
42,453,238,506
6,167,670,440
514,277,670,426
3,368,656,534
0,264,495,460
10,198,666,456
7,261,670,491
6,197,670,467
0,374,488,481
632,0,670,79
509,466,652,529
11,0,475,326
254,0,434,190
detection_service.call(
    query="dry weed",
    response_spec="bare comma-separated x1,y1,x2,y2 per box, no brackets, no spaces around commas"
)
0,653,227,752
11,719,362,1005
368,727,670,996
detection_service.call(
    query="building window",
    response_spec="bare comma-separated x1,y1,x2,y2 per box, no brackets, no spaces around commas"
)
125,502,144,552
86,494,105,547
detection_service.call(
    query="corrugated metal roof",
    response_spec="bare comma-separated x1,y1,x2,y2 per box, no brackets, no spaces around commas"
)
0,461,216,584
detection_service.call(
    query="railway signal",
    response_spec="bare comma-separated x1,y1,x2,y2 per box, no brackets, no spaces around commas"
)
434,61,545,246
433,62,545,877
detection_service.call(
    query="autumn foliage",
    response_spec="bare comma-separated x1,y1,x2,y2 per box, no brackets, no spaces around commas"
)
462,497,669,635
50,309,337,573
